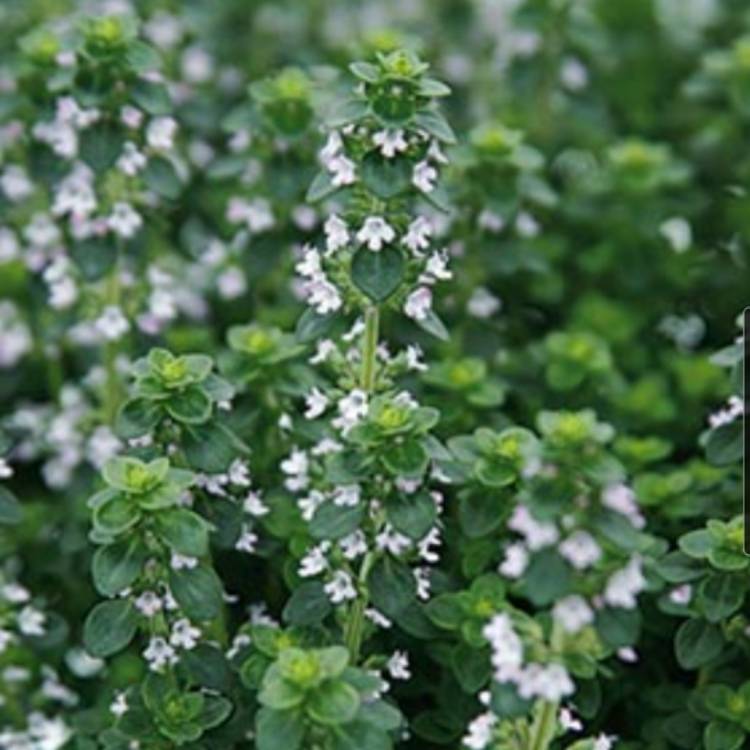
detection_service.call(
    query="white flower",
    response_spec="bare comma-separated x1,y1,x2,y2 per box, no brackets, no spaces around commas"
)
517,663,574,701
170,618,201,650
669,584,692,605
108,202,143,238
143,636,177,671
332,389,368,434
463,712,497,750
601,484,645,529
422,250,452,283
357,216,396,251
1,166,34,202
604,556,646,609
483,613,523,683
281,448,309,491
324,214,349,254
467,287,501,319
375,525,412,555
229,459,252,487
406,344,427,371
560,57,589,91
243,491,269,516
477,209,505,233
320,131,343,162
328,154,357,186
499,542,529,579
304,387,329,420
299,542,330,577
324,570,357,603
121,105,144,129
404,286,432,321
170,552,198,570
558,530,602,570
659,217,691,253
95,306,130,341
559,706,583,731
412,160,437,193
515,211,540,238
110,692,128,717
593,734,617,750
299,489,326,521
373,129,408,158
235,525,258,553
306,275,342,315
402,216,433,254
387,650,411,680
508,505,559,550
116,141,147,175
332,484,361,508
340,530,367,559
26,713,72,750
134,591,163,618
18,606,46,636
311,339,337,364
617,647,638,663
146,116,178,150
217,267,247,299
553,595,594,633
52,168,96,218
296,246,322,278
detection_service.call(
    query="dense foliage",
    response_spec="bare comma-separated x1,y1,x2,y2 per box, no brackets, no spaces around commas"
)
0,1,747,749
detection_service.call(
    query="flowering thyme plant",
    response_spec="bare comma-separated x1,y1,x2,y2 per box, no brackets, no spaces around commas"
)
2,3,750,750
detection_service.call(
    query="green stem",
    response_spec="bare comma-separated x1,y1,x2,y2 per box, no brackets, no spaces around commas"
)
360,306,379,392
527,699,558,750
102,265,122,426
344,551,376,662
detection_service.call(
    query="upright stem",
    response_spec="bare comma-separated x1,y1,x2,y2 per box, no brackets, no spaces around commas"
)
344,306,380,662
527,699,558,750
103,264,122,426
526,623,563,750
344,551,376,662
360,306,379,392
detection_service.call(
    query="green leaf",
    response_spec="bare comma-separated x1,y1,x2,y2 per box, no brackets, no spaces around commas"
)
518,549,572,606
115,398,162,439
80,123,122,172
155,508,211,557
451,642,491,693
331,721,392,750
595,607,641,649
381,439,429,478
296,308,337,343
126,41,161,72
143,156,182,199
132,79,171,115
704,721,744,750
310,502,364,541
679,529,712,559
705,422,742,466
92,495,141,536
198,694,233,730
0,486,22,525
368,556,415,618
164,385,212,424
306,170,338,202
83,600,138,657
183,423,248,473
415,309,450,341
489,682,533,719
675,619,723,670
70,236,117,281
169,565,224,621
351,247,404,302
259,666,306,710
306,679,360,725
697,574,745,623
425,593,464,630
92,537,148,596
283,582,332,626
414,109,456,143
256,707,305,750
361,152,411,198
387,492,436,540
